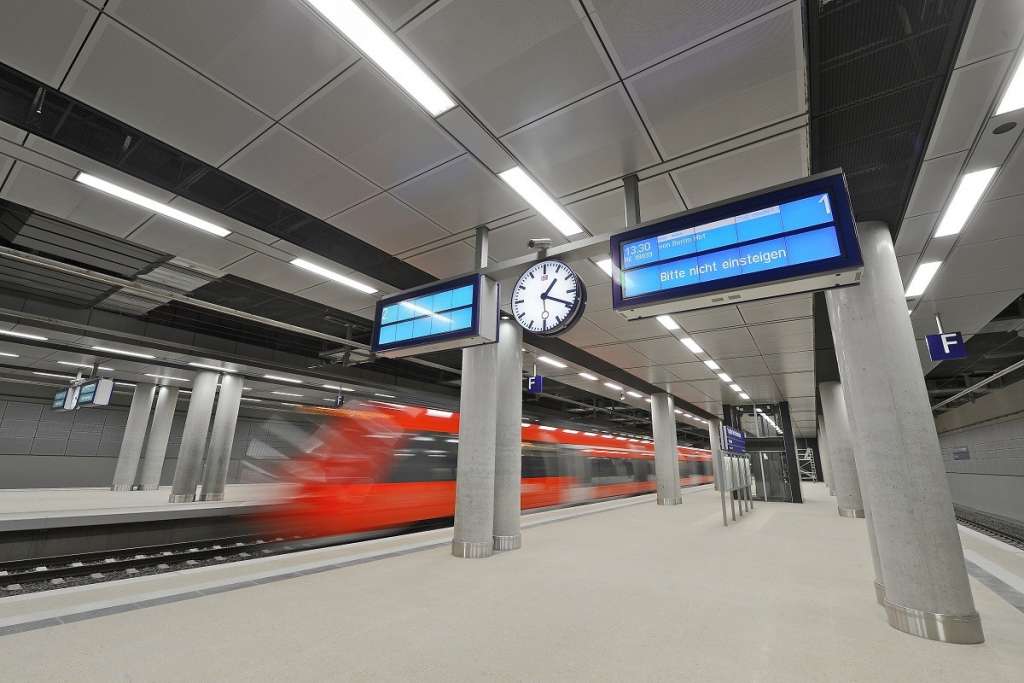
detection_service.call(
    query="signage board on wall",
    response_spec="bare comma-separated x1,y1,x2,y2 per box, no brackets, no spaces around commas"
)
926,332,967,361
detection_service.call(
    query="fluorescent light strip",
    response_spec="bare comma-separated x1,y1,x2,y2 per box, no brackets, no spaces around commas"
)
739,393,750,400
933,167,998,237
0,329,47,341
729,384,742,392
674,408,682,415
240,397,262,402
0,352,19,358
188,362,235,372
33,372,74,379
279,402,301,407
626,391,643,399
58,361,113,371
145,374,189,382
656,315,680,331
92,346,155,359
578,372,597,381
717,373,732,383
996,56,1024,115
594,258,613,277
680,337,703,354
76,173,230,237
272,391,303,397
905,261,942,298
603,382,622,390
322,384,354,392
536,355,567,369
703,359,720,370
290,258,377,294
305,0,454,116
264,374,303,384
498,167,583,236
374,393,396,398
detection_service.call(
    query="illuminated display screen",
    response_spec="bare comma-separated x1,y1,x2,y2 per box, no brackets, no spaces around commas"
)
52,389,68,410
373,275,480,352
77,381,98,406
611,171,861,309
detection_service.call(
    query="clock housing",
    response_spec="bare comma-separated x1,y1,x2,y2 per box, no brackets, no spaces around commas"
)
510,260,587,336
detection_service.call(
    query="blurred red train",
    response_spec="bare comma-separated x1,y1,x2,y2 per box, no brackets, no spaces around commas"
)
263,402,714,539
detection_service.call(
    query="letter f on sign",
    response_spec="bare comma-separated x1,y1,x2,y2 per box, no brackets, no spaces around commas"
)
940,333,958,354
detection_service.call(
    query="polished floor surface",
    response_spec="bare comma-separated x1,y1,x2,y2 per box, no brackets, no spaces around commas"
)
1,483,1022,681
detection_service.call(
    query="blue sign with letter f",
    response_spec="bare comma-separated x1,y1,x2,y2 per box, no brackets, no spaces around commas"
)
527,375,544,394
926,332,967,361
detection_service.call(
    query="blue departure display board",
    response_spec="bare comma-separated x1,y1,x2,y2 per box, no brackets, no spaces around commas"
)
372,274,498,357
611,171,862,316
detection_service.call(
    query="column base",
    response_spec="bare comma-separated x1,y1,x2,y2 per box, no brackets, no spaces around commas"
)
493,534,521,551
198,492,224,502
882,597,984,644
656,495,682,505
110,484,133,492
168,493,195,503
452,540,493,558
838,507,865,518
874,581,886,605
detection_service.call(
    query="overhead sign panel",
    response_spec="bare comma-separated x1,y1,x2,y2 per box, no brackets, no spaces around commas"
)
610,170,863,318
372,274,499,358
926,332,967,361
723,425,746,453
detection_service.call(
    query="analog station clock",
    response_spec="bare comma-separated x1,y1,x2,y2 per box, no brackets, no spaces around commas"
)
511,260,587,335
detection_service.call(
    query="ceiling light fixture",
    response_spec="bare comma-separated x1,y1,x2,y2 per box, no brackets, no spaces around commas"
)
76,173,230,237
240,397,262,402
933,167,998,237
680,337,703,354
703,359,720,370
305,0,455,116
656,315,680,331
33,372,74,380
729,384,742,392
0,329,47,341
290,258,378,294
739,392,750,400
188,362,235,372
272,391,303,397
626,390,643,399
905,261,942,298
374,392,396,398
603,382,622,390
145,374,189,382
92,346,155,359
536,355,567,369
674,408,682,415
0,351,19,358
578,372,597,381
264,374,303,384
498,167,583,236
58,361,114,371
996,57,1024,114
717,373,732,383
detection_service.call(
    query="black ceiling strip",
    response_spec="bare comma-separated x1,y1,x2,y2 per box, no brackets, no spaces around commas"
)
0,62,434,291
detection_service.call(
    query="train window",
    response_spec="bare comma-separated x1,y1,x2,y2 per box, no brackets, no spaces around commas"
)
522,455,548,478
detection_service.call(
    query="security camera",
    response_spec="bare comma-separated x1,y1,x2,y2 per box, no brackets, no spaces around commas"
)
528,238,552,249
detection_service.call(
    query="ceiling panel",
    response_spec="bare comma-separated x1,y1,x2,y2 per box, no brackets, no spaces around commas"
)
719,355,771,377
730,375,778,400
129,216,251,269
485,215,566,262
224,253,326,293
926,260,1024,301
664,362,717,382
329,193,449,254
915,291,1020,336
568,176,684,236
630,337,698,365
627,365,680,385
502,85,660,196
989,135,1024,200
627,4,804,159
897,254,918,285
960,192,1024,246
0,0,96,86
671,129,807,208
895,213,938,257
402,0,616,135
599,317,668,343
955,0,1024,68
285,62,463,188
0,163,152,238
108,0,359,118
586,0,790,76
674,305,744,332
691,328,760,358
223,126,378,219
0,122,27,146
391,155,525,231
763,351,813,374
738,294,811,325
557,317,617,348
775,371,813,397
365,0,434,29
585,342,649,368
749,319,814,353
293,280,378,314
924,52,1014,160
786,396,815,412
903,151,967,218
63,18,271,166
406,240,477,278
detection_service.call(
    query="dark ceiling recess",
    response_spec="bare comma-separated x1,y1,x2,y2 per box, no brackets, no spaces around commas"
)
807,0,975,412
807,0,974,232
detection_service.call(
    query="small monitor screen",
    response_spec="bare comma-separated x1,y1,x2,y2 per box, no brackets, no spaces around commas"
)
373,276,478,353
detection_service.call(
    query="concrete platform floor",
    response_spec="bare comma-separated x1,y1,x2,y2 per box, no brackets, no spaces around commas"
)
0,483,292,516
1,483,1023,681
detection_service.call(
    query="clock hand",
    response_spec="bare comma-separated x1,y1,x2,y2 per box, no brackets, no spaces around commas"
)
546,295,573,307
540,278,557,299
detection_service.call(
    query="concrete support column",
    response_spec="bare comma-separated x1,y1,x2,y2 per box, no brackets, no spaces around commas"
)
827,221,982,644
651,393,681,505
452,344,498,558
169,371,219,503
110,383,156,491
137,386,179,490
818,382,863,517
816,417,835,495
198,373,244,502
493,320,523,551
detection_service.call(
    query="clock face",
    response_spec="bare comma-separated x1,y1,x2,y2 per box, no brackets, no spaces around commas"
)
511,260,587,335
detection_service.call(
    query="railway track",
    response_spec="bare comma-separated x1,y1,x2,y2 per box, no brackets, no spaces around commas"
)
956,515,1024,552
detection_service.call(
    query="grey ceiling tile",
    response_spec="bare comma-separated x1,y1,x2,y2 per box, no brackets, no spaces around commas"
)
738,294,812,324
568,176,684,236
129,217,251,269
329,193,449,254
0,0,96,86
406,240,477,278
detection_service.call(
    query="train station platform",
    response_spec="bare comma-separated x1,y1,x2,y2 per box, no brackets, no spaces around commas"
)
1,484,1022,681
